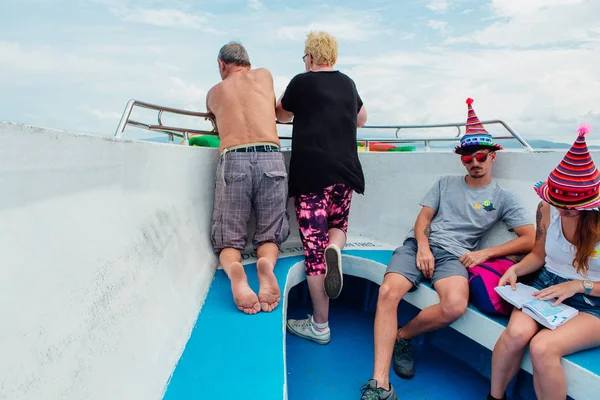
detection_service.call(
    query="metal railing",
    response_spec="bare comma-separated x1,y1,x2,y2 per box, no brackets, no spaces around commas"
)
115,99,534,152
115,99,217,144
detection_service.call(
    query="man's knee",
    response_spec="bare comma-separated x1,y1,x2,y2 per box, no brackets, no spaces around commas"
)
378,274,411,306
440,294,468,323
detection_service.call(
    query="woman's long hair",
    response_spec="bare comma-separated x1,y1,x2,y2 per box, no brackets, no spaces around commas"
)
574,210,600,275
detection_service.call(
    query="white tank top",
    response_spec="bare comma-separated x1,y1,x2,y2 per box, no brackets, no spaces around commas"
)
544,206,600,281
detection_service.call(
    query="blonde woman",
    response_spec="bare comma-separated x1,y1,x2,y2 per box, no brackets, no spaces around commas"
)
276,31,367,345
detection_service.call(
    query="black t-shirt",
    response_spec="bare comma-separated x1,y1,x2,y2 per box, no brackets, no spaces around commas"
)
281,71,365,198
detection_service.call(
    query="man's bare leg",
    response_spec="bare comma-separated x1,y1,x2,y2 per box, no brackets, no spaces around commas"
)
371,273,413,390
397,276,468,341
220,248,261,314
257,242,281,312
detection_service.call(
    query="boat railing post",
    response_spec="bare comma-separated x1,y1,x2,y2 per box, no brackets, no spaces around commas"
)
183,132,189,146
455,125,461,137
497,120,534,152
115,99,136,137
424,140,431,152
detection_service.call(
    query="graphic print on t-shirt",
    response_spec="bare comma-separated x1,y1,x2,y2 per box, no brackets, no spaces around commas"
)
473,200,496,213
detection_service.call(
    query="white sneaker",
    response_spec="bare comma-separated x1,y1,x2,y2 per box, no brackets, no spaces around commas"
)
324,244,343,299
286,315,330,345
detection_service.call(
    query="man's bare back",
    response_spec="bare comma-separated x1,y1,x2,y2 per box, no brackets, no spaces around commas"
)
207,68,280,152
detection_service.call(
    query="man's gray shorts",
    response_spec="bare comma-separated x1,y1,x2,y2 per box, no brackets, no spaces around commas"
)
211,151,290,254
385,238,468,288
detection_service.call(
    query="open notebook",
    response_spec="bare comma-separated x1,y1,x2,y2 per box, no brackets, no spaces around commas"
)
495,283,578,330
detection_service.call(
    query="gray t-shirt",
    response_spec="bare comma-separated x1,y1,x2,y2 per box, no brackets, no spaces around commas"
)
407,175,530,257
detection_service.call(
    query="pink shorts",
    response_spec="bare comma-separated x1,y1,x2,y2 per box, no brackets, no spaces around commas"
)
294,183,353,276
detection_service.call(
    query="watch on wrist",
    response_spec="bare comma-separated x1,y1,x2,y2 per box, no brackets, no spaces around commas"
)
583,280,594,295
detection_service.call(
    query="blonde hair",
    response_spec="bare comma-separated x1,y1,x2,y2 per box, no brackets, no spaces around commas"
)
304,31,338,66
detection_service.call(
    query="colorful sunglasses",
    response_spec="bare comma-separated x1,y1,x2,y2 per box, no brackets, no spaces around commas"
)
461,152,489,164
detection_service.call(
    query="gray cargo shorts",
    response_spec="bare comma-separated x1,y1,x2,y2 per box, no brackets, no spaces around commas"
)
211,151,290,254
385,238,468,288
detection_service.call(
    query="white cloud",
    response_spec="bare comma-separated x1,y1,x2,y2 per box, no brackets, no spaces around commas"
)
489,0,587,17
0,38,217,134
449,0,599,47
427,0,451,13
278,22,367,42
3,0,600,145
153,62,180,72
343,43,600,143
80,106,122,121
428,20,449,33
112,8,208,29
273,75,291,99
275,9,385,42
163,77,207,106
248,0,263,10
0,41,146,76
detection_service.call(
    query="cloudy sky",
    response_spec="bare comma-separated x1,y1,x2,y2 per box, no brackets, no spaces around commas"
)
1,0,599,144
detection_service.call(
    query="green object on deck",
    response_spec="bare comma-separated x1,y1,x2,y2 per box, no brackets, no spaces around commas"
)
189,135,220,148
387,145,416,152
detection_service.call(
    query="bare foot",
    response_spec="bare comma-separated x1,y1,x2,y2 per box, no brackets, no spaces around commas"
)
257,258,281,312
229,262,261,314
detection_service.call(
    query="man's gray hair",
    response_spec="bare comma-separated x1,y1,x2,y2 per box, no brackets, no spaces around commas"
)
218,42,251,67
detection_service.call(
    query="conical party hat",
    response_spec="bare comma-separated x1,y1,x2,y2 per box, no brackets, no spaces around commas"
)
534,123,600,210
455,98,504,154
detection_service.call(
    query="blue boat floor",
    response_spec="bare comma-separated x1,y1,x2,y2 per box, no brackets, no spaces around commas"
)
287,301,490,400
163,249,599,399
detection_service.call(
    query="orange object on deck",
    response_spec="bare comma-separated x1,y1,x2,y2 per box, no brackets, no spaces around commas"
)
369,142,397,152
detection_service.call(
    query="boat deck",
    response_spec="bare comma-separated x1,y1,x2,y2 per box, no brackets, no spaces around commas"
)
162,248,599,399
286,294,490,399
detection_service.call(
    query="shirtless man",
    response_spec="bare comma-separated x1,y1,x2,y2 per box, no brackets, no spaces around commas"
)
206,41,290,314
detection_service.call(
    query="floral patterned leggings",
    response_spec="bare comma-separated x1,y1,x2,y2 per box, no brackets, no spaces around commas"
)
294,183,353,276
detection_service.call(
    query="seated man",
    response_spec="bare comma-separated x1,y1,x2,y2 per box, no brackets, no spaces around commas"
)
360,98,535,400
206,41,289,315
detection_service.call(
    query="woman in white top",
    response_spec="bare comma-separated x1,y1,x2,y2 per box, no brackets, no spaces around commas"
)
489,124,600,400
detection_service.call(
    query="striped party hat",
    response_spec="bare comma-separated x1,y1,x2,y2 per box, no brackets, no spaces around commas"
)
455,98,504,154
534,123,600,210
